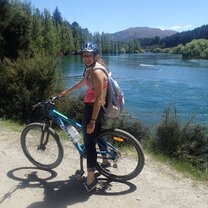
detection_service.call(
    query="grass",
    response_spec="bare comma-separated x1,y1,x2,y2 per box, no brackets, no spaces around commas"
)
0,118,71,140
0,118,23,132
145,148,208,182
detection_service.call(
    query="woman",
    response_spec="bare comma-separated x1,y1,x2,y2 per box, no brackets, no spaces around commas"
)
59,42,109,192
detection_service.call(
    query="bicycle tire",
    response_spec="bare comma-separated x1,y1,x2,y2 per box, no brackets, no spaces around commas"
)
21,123,64,170
96,128,145,181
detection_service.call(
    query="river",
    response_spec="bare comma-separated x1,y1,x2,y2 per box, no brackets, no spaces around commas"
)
59,53,208,126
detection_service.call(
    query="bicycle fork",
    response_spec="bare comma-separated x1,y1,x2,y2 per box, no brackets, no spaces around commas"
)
38,122,51,151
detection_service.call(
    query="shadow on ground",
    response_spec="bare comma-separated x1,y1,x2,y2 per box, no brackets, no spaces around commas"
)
2,167,137,208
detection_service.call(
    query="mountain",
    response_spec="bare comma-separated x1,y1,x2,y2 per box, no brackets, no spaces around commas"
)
109,27,177,41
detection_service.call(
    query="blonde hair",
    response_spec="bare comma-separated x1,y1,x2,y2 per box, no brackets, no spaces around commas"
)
96,55,109,72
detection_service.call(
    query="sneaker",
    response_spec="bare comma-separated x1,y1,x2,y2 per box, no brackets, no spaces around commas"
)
82,178,98,192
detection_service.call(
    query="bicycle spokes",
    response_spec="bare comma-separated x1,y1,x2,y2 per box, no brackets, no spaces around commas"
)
96,129,145,181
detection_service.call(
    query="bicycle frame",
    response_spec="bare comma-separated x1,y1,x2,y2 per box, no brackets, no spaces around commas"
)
34,97,119,167
49,108,117,160
47,106,86,156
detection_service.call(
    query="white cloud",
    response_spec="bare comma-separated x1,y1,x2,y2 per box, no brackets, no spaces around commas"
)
158,25,193,32
169,25,193,30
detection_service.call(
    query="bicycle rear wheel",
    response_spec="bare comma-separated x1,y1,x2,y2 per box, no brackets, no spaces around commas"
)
21,123,64,169
96,128,145,181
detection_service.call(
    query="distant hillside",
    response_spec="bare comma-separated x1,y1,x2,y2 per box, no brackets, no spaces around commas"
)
161,24,208,48
109,27,177,41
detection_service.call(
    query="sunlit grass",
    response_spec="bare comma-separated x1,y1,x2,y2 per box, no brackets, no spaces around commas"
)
0,119,23,132
145,148,208,182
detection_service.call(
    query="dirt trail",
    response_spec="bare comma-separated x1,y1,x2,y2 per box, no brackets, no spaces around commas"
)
0,121,207,208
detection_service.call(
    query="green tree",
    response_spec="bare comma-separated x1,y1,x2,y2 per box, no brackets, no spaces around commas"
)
42,9,57,55
101,32,111,54
0,0,10,59
53,6,62,26
181,39,208,59
61,21,74,54
30,8,44,54
0,0,32,59
71,22,82,53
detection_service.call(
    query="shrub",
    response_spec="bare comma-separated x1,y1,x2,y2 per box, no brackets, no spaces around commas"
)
56,95,84,124
177,124,208,170
154,107,208,170
105,113,147,141
155,108,180,156
0,54,63,121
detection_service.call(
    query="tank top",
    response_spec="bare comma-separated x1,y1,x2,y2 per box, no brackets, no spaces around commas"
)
84,62,108,105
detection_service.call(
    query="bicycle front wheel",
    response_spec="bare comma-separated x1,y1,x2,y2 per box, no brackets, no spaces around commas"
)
21,123,64,170
96,128,145,181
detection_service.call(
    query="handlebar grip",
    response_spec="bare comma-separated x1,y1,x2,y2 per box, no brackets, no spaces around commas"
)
50,95,61,102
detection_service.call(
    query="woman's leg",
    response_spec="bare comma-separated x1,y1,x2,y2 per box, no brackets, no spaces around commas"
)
82,104,104,185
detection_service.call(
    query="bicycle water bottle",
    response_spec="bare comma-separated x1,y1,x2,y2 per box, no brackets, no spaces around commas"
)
67,125,80,142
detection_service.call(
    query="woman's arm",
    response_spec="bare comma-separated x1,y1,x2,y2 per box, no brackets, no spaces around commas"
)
59,77,85,97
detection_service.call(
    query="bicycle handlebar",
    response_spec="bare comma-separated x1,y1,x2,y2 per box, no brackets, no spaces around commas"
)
32,95,61,110
50,95,61,103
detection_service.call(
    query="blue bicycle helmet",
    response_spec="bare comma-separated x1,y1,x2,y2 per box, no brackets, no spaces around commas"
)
81,42,99,55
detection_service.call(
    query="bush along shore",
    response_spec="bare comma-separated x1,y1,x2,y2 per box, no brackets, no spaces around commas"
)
143,108,208,180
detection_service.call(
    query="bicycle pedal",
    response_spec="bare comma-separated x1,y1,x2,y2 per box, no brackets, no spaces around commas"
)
97,181,112,191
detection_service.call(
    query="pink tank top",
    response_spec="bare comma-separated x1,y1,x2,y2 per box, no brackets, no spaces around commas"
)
84,63,108,104
84,80,95,103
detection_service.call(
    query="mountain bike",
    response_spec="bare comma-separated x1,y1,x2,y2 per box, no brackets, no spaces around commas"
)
20,96,145,182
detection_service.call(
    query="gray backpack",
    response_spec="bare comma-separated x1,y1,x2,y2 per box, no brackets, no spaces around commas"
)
90,67,124,119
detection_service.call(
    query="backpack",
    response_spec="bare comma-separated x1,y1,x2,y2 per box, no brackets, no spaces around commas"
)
90,65,125,119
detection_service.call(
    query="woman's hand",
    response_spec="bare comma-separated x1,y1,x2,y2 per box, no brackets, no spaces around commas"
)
59,90,67,97
87,120,96,134
59,78,85,98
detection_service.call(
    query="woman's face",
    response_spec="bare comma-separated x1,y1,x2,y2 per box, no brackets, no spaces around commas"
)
82,52,95,66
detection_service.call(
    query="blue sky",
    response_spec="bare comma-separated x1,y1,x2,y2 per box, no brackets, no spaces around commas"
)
29,0,208,33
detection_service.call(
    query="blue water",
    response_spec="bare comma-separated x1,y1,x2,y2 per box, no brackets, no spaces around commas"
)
59,53,208,126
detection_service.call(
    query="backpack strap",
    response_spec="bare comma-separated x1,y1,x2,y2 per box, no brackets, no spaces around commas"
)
89,63,109,90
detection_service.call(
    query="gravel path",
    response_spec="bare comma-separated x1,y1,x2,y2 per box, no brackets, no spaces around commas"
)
0,121,207,208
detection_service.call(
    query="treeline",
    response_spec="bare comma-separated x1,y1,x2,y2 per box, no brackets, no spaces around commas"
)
138,25,208,59
161,25,208,48
0,0,91,59
0,0,142,59
153,39,208,59
139,24,208,49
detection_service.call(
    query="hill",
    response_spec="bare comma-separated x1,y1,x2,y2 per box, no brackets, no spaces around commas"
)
161,24,208,47
109,27,177,41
